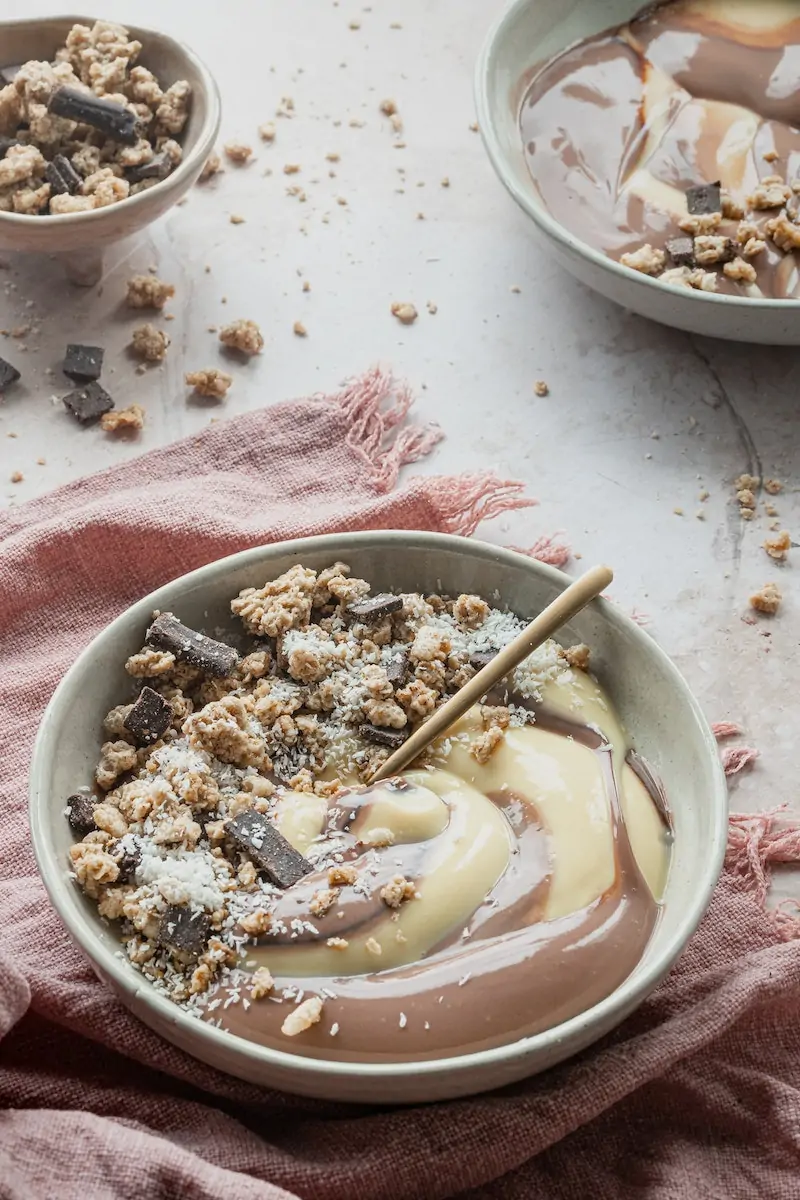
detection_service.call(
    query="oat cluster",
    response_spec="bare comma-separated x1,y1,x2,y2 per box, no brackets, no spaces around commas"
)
0,21,190,215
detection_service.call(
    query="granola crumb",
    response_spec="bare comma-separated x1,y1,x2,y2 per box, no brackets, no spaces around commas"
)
426,300,438,314
470,726,505,765
749,582,782,615
250,967,275,999
564,643,590,671
126,275,175,310
10,470,23,483
762,149,780,163
723,256,757,283
440,176,450,188
534,380,549,397
391,301,417,325
281,995,323,1036
131,323,170,362
748,179,791,210
365,937,382,957
199,152,222,181
380,875,417,908
229,213,246,224
185,368,233,399
258,122,276,142
283,163,301,175
327,937,349,950
379,98,397,115
764,530,791,562
328,863,357,887
293,321,307,337
309,888,339,917
100,404,145,433
302,280,311,292
764,479,783,495
224,141,253,165
678,212,721,236
766,212,800,251
219,318,264,356
619,244,666,275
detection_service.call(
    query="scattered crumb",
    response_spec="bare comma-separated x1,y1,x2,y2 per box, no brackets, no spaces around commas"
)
336,196,348,206
764,530,791,562
131,324,170,362
426,301,438,315
327,937,349,950
230,213,246,224
534,380,549,397
564,644,590,671
510,285,521,293
440,177,450,188
126,275,175,310
293,321,308,337
185,368,233,399
36,457,45,465
281,995,324,1037
325,152,340,163
250,967,275,999
219,318,264,356
302,280,311,292
764,479,783,495
379,98,397,116
258,122,276,142
10,470,22,483
469,122,479,132
199,152,222,181
100,404,145,433
365,937,382,957
276,96,295,118
283,163,301,175
224,142,253,165
763,149,780,163
349,19,361,29
391,301,417,325
749,582,782,615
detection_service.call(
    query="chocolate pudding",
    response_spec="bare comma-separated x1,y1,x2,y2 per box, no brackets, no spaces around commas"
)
520,0,800,298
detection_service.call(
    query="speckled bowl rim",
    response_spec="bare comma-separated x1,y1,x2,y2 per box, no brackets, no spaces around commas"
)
474,0,800,313
29,531,728,1086
0,13,221,226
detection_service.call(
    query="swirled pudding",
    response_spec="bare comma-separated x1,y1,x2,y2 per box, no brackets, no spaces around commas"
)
521,0,800,298
65,563,671,1061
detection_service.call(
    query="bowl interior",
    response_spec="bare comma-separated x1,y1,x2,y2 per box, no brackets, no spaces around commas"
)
30,533,727,1097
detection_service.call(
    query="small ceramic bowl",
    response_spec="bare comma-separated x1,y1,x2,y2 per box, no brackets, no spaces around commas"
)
29,532,727,1104
0,16,220,285
475,0,800,345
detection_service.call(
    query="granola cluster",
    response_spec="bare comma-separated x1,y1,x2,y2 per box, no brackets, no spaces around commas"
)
66,563,580,1024
619,175,800,296
0,21,190,216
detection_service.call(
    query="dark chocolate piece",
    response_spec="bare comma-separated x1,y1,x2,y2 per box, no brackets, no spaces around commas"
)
686,181,721,215
123,686,172,744
65,791,96,834
63,381,114,425
665,236,694,267
126,152,173,184
469,650,498,671
63,343,105,382
146,612,239,677
113,838,142,882
46,153,82,196
346,593,403,621
712,238,736,264
385,647,409,685
158,905,211,956
48,87,139,145
226,810,313,889
360,723,408,749
0,356,20,391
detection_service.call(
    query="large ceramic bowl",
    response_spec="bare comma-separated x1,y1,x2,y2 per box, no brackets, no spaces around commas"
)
29,532,727,1104
475,0,800,345
0,16,220,284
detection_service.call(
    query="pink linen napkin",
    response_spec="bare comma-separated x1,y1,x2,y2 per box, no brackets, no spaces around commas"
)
1,368,799,1200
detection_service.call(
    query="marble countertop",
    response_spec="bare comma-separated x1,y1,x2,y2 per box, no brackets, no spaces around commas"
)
1,0,796,830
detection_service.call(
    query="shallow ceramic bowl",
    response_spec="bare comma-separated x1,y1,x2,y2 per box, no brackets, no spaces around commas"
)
30,532,727,1104
476,0,800,345
0,16,220,284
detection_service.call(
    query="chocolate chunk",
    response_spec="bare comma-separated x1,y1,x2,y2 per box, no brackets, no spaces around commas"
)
360,723,408,749
469,650,498,671
346,593,403,620
123,686,172,744
63,381,114,425
226,810,313,889
385,647,409,685
65,791,96,834
146,612,239,677
0,356,20,391
63,343,105,382
665,236,695,267
126,152,173,184
158,905,211,957
48,86,139,145
113,838,142,882
45,154,82,196
686,181,721,215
